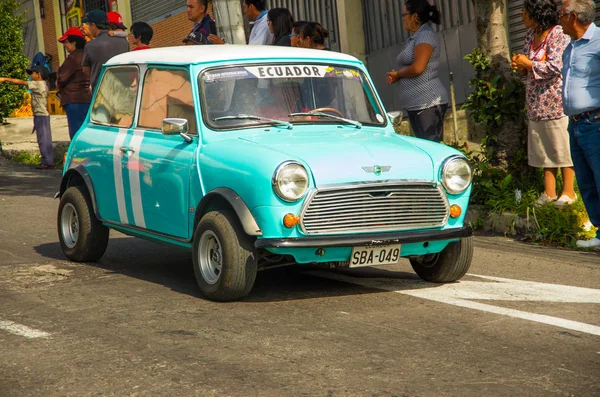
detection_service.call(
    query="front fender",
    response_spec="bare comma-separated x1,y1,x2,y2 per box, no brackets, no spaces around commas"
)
195,188,262,236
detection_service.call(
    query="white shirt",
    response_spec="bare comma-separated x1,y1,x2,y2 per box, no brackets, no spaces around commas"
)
248,12,273,45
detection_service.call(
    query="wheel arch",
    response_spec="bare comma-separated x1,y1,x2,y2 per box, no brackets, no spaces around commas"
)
59,166,99,216
194,188,262,237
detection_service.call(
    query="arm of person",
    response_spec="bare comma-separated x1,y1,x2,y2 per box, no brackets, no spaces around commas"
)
208,34,225,44
0,77,29,86
386,43,434,83
530,32,571,80
57,57,76,89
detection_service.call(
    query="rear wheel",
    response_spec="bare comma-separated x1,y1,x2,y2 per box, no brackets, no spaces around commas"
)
192,210,257,301
57,185,109,262
410,237,473,282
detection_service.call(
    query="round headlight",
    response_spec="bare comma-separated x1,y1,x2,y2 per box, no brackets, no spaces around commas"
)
441,156,472,194
273,162,309,202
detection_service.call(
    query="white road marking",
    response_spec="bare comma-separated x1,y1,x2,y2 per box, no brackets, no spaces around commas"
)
0,320,50,339
307,271,600,336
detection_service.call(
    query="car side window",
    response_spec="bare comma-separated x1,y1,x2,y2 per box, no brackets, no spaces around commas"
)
90,67,138,128
138,68,197,134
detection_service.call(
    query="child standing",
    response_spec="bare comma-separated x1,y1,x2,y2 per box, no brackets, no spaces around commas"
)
0,65,54,169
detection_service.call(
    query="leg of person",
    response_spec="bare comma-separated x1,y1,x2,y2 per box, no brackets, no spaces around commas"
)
543,168,558,198
407,104,446,143
34,115,54,168
65,102,90,139
554,166,577,208
570,119,600,247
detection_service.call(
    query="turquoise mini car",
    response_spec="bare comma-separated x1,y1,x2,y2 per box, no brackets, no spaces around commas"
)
57,46,474,301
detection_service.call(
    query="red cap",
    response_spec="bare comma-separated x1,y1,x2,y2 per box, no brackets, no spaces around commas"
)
58,26,85,42
107,11,127,29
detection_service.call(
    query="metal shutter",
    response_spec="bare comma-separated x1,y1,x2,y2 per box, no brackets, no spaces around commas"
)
131,0,186,24
266,0,340,51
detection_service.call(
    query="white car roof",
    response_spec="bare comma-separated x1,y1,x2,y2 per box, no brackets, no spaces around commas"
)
105,45,361,67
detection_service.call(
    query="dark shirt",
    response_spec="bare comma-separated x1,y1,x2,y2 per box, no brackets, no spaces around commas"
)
82,31,129,90
186,15,217,44
57,49,91,105
274,35,291,46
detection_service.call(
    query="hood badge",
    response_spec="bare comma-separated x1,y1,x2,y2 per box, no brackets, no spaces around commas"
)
362,165,391,176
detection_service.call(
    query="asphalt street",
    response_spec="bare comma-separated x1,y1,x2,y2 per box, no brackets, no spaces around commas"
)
1,156,599,397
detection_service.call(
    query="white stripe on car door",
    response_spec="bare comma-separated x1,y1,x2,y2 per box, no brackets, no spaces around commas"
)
129,129,146,228
113,128,129,224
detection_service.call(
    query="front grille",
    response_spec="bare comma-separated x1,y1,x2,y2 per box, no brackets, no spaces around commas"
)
300,183,449,235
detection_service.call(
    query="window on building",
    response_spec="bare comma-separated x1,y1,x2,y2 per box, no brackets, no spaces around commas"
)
82,0,110,13
138,68,197,134
91,67,139,127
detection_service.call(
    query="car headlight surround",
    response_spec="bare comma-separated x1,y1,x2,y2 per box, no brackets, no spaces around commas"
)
441,156,472,194
272,161,309,202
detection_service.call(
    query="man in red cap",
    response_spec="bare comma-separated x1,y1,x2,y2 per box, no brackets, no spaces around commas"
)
107,11,128,38
56,26,91,140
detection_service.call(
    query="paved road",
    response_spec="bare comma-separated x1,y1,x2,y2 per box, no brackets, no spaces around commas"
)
1,157,599,397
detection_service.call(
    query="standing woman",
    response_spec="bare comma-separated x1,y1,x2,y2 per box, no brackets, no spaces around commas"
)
511,0,575,208
296,22,330,50
56,27,92,140
386,0,448,142
268,8,294,46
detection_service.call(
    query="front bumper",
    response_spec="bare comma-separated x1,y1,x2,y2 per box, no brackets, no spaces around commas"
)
255,226,473,249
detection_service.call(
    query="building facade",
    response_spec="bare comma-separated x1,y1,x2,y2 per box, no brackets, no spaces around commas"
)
23,0,600,111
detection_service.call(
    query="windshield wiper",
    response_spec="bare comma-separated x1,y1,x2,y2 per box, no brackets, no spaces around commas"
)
289,112,362,129
213,114,293,129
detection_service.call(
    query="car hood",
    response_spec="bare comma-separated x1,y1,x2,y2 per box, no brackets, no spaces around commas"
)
238,128,435,185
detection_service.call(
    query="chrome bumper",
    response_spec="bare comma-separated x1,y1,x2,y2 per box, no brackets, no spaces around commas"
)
255,226,473,249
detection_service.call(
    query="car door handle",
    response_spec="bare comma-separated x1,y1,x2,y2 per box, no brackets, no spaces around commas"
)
120,147,135,154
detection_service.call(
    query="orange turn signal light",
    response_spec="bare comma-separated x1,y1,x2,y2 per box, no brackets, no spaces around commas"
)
450,205,462,218
283,213,300,228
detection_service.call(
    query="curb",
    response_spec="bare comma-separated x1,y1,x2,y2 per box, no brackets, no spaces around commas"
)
466,205,534,236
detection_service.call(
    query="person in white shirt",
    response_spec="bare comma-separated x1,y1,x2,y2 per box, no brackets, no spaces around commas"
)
243,0,273,45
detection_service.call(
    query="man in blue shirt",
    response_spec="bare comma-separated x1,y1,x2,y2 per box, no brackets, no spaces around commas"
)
560,0,600,249
183,0,216,45
243,0,273,45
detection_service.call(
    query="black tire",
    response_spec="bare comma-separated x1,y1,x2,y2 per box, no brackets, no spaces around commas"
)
410,236,473,283
192,210,257,301
57,185,109,262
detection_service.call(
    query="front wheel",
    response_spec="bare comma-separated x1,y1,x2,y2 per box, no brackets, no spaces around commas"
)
409,237,473,282
57,185,109,262
192,210,257,301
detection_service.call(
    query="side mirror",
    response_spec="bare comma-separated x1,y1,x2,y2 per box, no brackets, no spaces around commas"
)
387,111,402,124
162,118,193,143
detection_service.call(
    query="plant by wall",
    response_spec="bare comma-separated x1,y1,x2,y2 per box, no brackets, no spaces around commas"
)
0,0,29,123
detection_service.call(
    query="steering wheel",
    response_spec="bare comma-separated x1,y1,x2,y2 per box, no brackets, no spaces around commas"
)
311,107,345,118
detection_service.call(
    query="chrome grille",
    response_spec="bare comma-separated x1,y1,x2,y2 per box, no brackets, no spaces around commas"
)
300,183,449,235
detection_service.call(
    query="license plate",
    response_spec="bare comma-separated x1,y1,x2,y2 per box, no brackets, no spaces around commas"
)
349,244,402,268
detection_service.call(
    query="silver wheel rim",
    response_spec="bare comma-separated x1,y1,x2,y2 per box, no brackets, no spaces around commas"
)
198,230,223,285
60,203,79,249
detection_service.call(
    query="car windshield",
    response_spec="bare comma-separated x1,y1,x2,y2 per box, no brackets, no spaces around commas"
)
200,64,387,130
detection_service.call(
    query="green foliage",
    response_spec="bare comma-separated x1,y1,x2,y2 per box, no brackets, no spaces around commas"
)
0,0,29,123
11,152,41,165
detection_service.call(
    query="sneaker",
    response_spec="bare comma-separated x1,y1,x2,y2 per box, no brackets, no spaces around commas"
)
535,193,557,207
554,194,577,209
576,237,600,250
35,164,55,169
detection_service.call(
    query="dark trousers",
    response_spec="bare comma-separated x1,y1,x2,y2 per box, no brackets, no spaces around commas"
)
407,104,448,143
33,115,53,166
569,114,600,239
64,102,90,140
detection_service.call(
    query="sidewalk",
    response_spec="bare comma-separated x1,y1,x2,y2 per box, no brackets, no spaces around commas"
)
0,116,70,163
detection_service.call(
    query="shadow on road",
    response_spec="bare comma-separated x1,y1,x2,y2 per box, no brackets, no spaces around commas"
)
0,158,61,197
35,233,440,303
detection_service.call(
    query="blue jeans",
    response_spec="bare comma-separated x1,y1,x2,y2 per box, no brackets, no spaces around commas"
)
569,111,600,239
64,102,90,140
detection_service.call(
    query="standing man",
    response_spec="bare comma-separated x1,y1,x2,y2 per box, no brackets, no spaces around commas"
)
559,0,600,249
183,0,216,45
243,0,273,45
80,10,129,91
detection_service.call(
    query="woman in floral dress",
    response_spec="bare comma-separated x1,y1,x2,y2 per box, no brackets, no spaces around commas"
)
512,0,576,208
